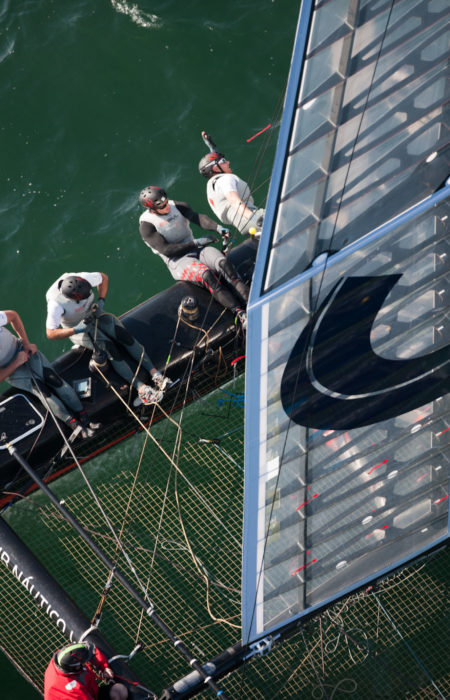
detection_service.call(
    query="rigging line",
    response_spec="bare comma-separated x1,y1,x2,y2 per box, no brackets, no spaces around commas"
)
247,90,284,196
93,365,241,545
92,428,155,629
300,624,331,700
379,562,427,593
106,306,231,558
106,313,209,541
88,331,198,624
201,304,228,338
318,0,396,271
176,310,211,351
249,622,333,700
165,311,182,368
134,613,243,649
226,110,277,235
90,357,180,540
5,443,230,700
319,616,326,680
91,301,242,632
161,539,240,597
29,378,155,603
91,568,115,629
25,408,50,461
1,491,54,515
270,628,325,700
83,527,241,597
372,592,447,700
134,441,176,645
251,175,272,196
201,345,228,385
174,464,241,630
144,401,184,593
134,348,216,637
324,619,370,665
166,338,243,626
245,74,288,206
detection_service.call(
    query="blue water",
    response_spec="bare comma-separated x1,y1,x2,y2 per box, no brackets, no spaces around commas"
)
0,0,299,696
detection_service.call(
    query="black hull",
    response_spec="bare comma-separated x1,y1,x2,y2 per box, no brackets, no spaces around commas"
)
0,241,256,508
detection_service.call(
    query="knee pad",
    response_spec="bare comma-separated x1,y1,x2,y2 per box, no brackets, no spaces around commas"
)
104,340,121,361
43,367,64,389
218,258,237,280
33,378,52,397
202,268,220,294
114,323,134,347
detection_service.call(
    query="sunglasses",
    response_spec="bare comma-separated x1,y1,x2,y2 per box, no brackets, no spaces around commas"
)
154,197,169,209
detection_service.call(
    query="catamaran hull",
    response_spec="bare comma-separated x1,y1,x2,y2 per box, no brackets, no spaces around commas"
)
0,240,257,508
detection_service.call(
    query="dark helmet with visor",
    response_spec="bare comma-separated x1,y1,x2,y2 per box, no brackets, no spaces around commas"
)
139,186,169,211
198,152,227,179
59,276,92,301
55,642,94,673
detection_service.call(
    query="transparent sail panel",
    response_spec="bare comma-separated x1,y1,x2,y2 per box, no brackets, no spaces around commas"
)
243,192,450,643
263,0,449,293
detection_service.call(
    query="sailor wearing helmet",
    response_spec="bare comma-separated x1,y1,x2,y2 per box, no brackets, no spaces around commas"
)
46,272,171,405
199,132,265,236
44,641,128,699
138,186,249,328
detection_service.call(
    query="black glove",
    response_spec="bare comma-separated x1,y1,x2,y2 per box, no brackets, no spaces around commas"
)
216,225,230,238
196,235,217,247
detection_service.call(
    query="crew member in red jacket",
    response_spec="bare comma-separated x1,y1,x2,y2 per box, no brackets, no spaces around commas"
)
44,641,128,699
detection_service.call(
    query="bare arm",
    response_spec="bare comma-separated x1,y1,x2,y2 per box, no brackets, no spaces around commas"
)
0,349,29,382
3,310,37,355
97,272,108,300
224,190,255,220
4,310,30,345
0,310,34,382
46,326,78,340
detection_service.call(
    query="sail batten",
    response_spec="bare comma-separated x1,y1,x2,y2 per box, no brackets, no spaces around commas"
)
243,0,449,644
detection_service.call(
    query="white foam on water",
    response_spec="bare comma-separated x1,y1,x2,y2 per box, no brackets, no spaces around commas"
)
111,0,160,29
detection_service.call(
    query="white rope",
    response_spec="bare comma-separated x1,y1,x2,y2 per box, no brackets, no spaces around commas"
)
30,379,156,607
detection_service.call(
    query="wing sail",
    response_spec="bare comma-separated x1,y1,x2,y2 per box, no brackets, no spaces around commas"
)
242,0,449,644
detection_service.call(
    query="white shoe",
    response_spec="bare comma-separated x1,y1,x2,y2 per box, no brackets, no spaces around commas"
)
153,371,172,392
80,421,102,439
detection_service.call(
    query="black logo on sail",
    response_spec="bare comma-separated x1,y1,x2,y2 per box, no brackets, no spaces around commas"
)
280,275,449,430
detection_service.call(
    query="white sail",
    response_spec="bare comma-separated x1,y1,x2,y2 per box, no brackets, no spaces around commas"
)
242,0,449,644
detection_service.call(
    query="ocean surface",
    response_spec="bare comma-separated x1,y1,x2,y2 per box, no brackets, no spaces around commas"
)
0,0,299,696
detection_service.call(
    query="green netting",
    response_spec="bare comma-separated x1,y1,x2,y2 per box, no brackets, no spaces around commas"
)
221,550,450,699
1,372,449,698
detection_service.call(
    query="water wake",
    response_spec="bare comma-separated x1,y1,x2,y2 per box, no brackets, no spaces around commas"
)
110,0,160,29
